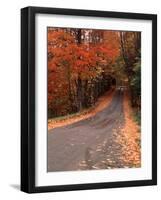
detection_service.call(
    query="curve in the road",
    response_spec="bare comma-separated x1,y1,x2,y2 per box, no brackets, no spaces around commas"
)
48,90,125,172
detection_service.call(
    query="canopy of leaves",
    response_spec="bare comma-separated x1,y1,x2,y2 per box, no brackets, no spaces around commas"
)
48,28,141,118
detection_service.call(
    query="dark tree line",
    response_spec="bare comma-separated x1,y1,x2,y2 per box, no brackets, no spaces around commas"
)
119,31,141,109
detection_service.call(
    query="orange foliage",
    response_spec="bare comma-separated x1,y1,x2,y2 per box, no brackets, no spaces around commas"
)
48,29,120,116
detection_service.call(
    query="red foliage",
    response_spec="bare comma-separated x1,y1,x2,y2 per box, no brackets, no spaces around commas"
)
48,29,120,116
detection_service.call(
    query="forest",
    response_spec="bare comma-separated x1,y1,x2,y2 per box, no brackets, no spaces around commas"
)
47,28,141,120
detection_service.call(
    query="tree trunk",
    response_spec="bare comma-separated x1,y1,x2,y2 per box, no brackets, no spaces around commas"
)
76,29,83,111
77,76,83,111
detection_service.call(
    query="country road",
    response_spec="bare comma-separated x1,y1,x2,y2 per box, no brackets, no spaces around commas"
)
48,90,126,172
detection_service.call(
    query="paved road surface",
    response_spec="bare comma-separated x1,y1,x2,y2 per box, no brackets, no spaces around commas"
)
48,90,125,172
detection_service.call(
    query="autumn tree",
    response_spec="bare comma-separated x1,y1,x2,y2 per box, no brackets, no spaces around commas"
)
48,28,121,118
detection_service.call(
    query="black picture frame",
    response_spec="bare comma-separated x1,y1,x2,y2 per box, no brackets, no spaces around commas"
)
21,6,157,193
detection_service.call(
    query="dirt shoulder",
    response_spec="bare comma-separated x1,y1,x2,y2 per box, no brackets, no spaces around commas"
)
116,91,141,168
48,88,115,130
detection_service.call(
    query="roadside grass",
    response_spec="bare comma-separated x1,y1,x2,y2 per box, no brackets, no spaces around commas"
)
48,106,94,124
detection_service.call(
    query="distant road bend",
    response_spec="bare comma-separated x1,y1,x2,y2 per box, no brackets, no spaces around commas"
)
48,90,126,172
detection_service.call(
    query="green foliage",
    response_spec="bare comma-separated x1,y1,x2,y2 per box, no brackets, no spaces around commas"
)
131,57,141,125
113,56,127,80
133,110,141,126
130,58,141,97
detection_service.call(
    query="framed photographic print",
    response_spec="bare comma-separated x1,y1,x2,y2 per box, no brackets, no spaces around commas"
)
21,6,157,193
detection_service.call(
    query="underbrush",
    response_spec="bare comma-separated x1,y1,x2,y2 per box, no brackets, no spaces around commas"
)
133,110,141,126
